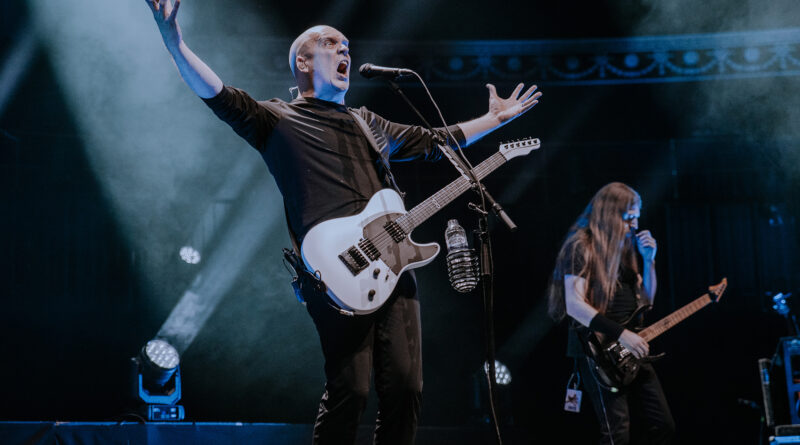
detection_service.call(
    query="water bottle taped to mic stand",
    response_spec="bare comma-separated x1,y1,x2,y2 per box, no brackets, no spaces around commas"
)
445,219,479,293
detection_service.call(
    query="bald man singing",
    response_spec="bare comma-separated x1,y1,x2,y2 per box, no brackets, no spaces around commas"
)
146,1,541,443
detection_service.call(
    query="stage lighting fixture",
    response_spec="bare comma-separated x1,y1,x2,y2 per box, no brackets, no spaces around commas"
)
179,246,201,264
472,360,514,425
130,339,185,421
484,360,512,386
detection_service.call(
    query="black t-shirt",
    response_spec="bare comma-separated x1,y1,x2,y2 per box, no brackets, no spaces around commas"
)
563,241,641,357
203,86,466,242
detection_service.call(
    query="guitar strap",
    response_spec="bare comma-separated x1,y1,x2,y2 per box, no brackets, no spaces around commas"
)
347,109,406,199
283,202,302,256
282,202,328,306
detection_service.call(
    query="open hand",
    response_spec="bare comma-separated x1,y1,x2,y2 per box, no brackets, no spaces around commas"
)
486,83,542,125
145,0,182,49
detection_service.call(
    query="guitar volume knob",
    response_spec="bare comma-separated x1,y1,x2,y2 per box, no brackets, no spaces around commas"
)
368,289,376,301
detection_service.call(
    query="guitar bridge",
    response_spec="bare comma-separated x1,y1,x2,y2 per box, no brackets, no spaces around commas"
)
383,221,406,242
608,342,630,360
339,246,369,276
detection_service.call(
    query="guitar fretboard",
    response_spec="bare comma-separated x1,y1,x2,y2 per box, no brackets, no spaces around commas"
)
639,293,712,342
396,152,507,232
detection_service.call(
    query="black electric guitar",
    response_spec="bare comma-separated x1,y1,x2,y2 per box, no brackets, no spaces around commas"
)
579,278,727,390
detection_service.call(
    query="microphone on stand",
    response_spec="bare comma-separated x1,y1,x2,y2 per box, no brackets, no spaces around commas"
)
358,63,414,79
445,219,479,293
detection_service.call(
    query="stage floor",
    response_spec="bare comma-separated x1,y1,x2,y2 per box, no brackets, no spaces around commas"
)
0,421,529,444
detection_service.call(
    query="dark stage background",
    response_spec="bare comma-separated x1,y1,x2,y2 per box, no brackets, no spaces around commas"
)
1,0,799,443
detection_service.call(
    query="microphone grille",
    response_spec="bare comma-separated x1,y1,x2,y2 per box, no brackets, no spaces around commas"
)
446,248,479,293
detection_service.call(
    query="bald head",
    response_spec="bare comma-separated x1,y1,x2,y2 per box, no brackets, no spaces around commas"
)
287,25,351,103
289,25,338,78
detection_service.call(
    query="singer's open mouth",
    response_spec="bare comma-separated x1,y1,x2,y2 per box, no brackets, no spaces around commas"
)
337,61,348,75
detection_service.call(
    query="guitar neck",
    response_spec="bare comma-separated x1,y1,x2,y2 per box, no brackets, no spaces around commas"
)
639,293,713,342
396,151,507,232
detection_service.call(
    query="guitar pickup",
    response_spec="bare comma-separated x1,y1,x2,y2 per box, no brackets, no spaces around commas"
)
383,221,406,243
339,246,369,276
358,238,381,261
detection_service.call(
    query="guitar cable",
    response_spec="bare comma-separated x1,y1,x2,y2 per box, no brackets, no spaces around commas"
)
586,356,617,445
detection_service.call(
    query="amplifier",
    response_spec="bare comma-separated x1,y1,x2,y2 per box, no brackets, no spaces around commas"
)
771,425,800,445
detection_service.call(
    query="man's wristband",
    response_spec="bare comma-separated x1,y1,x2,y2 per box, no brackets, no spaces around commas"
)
589,313,625,341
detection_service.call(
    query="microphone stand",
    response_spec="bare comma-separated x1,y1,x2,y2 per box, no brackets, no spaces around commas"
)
472,204,503,445
383,75,512,445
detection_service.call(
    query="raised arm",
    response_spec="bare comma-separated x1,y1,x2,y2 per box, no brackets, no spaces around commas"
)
145,0,223,98
456,83,542,146
636,230,658,304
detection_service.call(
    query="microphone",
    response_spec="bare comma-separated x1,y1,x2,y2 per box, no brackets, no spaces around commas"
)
358,63,414,79
444,219,479,293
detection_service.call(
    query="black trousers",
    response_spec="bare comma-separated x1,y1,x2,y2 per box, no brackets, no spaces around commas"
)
579,357,676,445
304,272,423,445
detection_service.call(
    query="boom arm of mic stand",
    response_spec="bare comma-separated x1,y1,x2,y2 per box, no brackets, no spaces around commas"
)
387,79,437,135
384,78,517,231
475,186,517,232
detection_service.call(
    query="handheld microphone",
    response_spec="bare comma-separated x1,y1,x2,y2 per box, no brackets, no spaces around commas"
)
444,219,479,293
358,63,414,79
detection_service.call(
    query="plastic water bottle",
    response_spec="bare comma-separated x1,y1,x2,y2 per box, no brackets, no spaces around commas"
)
445,219,468,251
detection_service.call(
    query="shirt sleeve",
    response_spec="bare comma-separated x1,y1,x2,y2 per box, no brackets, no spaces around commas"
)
355,107,466,162
202,86,282,152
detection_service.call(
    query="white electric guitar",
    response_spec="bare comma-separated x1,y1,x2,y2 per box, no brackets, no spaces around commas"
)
301,137,541,314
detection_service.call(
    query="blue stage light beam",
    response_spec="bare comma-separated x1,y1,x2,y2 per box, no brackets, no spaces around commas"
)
26,0,304,355
0,27,36,118
156,163,284,354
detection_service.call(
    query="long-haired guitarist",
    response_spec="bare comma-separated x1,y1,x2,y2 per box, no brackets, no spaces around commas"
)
145,1,542,443
547,182,675,444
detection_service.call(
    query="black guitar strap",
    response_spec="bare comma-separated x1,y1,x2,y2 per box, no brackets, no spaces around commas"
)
347,109,406,199
282,202,330,305
283,202,302,256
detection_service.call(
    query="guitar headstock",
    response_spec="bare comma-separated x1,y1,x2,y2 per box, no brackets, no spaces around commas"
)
499,137,541,160
709,277,727,303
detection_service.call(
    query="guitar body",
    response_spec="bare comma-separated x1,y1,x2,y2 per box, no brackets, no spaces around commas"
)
584,338,641,389
579,305,649,390
301,189,440,314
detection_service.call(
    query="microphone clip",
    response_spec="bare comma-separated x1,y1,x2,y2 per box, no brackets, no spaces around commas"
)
467,202,489,216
